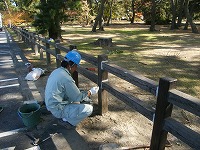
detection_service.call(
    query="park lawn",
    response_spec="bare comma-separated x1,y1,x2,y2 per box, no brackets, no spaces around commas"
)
9,23,200,99
60,23,200,99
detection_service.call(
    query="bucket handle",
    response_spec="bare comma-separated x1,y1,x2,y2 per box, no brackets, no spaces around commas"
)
18,111,34,119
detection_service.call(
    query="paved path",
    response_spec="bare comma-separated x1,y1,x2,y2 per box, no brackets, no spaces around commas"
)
0,28,25,132
0,28,89,150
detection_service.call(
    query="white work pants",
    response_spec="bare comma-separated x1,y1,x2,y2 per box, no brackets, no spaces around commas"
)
61,103,93,126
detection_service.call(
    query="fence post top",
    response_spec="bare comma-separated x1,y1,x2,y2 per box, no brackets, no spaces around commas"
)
69,45,77,50
98,54,108,59
55,39,60,43
55,39,60,42
55,42,60,48
160,77,177,83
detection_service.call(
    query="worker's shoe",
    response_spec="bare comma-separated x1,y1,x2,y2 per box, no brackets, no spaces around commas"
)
58,119,76,130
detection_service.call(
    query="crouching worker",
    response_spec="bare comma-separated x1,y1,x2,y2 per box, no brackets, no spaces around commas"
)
45,50,99,129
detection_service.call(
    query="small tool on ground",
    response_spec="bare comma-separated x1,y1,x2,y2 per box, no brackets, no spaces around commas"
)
25,133,39,145
32,133,58,146
26,133,58,146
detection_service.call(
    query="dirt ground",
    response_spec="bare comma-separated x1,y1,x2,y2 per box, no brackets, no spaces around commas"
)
18,24,200,150
62,24,200,149
75,75,197,150
34,71,197,150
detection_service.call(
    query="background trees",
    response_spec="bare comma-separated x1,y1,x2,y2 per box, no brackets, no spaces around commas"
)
33,0,67,39
0,0,199,37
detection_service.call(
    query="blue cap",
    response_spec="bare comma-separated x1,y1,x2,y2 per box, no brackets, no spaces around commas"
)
64,50,81,65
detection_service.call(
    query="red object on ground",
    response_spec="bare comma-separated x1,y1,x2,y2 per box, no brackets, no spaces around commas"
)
85,68,97,72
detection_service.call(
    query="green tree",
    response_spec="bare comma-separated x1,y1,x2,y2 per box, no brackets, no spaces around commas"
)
141,0,171,25
14,0,39,13
33,0,67,40
1,0,11,14
78,0,91,26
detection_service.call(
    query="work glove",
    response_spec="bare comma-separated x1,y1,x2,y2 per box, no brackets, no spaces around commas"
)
81,96,93,104
89,86,99,95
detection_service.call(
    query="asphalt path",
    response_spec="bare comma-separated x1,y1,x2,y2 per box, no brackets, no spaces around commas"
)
0,28,35,149
0,28,89,150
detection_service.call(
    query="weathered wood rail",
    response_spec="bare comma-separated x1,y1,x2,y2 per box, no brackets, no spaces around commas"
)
11,26,200,150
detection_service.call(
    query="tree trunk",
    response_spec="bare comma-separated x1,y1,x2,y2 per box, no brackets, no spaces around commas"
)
149,0,156,31
170,0,178,30
92,0,106,32
48,1,62,40
106,0,113,26
99,18,104,31
177,0,185,27
48,21,62,40
184,20,189,30
130,0,135,24
184,0,199,33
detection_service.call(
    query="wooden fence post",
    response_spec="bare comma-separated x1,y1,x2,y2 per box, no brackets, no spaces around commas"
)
69,45,78,87
28,31,32,47
150,77,177,150
19,28,23,41
16,27,21,41
22,28,25,42
30,32,34,52
55,40,61,68
23,29,25,42
33,33,39,56
97,54,108,115
46,38,51,65
25,29,28,44
38,35,43,60
69,45,77,50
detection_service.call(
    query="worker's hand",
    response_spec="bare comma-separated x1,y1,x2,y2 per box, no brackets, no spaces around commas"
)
89,86,99,95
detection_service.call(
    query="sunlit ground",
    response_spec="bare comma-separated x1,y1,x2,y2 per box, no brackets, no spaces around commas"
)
60,22,200,99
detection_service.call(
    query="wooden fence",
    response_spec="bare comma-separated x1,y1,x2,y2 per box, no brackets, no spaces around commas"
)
11,26,200,150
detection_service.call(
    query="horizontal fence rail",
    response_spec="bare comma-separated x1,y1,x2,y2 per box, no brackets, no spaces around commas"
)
11,26,200,150
168,89,200,117
102,82,154,120
163,117,200,149
102,62,158,95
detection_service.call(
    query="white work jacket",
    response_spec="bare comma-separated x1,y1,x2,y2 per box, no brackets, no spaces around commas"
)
45,67,88,118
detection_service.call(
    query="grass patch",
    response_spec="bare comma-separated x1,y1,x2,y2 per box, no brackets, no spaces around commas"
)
9,23,200,99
